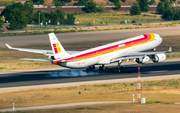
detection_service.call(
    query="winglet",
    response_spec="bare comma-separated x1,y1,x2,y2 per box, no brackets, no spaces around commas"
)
168,47,172,53
5,44,12,49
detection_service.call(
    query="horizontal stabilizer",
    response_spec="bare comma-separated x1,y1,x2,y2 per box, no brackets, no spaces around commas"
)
5,44,12,49
6,44,53,56
5,44,80,56
21,58,52,62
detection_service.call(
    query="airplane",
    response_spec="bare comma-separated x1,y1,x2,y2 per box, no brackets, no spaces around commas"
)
6,33,172,72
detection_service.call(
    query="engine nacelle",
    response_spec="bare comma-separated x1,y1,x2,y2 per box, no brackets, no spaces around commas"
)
152,53,166,63
136,56,150,64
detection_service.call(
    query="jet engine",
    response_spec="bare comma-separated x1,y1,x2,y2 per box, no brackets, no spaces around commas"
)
136,56,150,64
152,53,166,63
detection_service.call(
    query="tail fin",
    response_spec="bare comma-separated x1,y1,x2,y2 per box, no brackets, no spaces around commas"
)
49,33,70,59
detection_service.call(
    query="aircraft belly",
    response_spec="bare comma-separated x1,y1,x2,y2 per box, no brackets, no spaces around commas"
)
97,52,118,64
60,57,99,69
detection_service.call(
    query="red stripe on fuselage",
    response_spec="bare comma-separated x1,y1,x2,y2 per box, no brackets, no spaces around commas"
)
54,34,153,63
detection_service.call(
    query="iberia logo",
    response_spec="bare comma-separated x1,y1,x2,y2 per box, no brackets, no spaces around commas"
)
53,43,61,54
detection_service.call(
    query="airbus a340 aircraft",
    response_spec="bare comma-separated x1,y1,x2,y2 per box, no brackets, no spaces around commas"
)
6,33,172,72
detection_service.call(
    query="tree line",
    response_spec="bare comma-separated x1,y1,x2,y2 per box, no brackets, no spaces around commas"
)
29,0,126,7
0,1,75,30
84,0,154,14
0,0,126,30
130,0,178,21
84,0,126,13
156,0,179,20
1,0,180,30
130,0,156,15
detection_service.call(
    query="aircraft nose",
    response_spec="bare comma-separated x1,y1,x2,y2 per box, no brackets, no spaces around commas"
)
157,34,162,43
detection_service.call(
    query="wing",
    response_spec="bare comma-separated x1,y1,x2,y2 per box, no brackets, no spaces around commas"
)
5,44,80,56
111,47,172,63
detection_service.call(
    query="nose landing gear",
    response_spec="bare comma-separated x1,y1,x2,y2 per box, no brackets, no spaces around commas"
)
115,60,123,73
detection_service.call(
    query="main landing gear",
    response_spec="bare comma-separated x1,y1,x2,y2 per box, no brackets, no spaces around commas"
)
85,61,123,73
86,65,108,72
86,65,95,72
98,62,123,73
99,65,108,71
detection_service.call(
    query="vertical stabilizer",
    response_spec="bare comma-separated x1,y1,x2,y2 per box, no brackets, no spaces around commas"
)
49,33,70,59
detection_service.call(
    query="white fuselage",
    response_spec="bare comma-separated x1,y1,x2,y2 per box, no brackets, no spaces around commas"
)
57,33,162,69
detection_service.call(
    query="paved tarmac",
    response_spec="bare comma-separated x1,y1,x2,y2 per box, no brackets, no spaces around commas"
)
1,26,180,47
0,61,180,89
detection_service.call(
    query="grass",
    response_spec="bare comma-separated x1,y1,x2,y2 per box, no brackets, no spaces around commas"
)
166,52,180,58
1,103,180,113
0,61,57,71
146,100,174,104
0,46,58,71
74,107,99,110
75,11,162,25
0,78,180,109
0,0,14,6
21,11,162,29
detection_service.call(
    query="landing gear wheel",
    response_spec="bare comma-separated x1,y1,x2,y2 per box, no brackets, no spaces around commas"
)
89,66,93,71
86,68,89,72
99,65,108,72
115,67,121,73
105,67,108,71
91,65,95,72
117,68,121,73
102,66,106,71
115,66,123,73
120,66,123,71
99,66,102,71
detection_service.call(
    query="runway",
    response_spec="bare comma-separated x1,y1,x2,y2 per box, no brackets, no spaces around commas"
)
1,26,180,47
0,61,180,89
